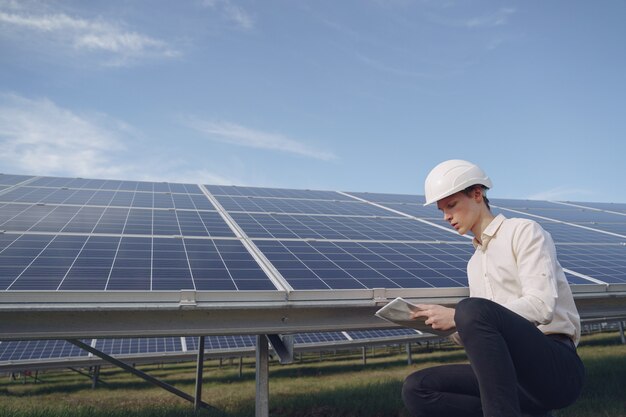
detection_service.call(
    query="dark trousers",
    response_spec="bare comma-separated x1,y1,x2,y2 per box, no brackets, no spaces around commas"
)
402,298,585,417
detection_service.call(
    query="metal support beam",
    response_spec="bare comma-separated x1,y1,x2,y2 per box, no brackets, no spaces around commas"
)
619,321,625,344
266,334,294,364
194,336,205,411
256,335,269,417
362,347,367,365
66,339,219,412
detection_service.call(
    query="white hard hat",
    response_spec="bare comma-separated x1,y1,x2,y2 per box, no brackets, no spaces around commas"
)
423,159,492,206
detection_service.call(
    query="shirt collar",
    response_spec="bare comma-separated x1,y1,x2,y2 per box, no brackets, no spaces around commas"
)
472,213,507,250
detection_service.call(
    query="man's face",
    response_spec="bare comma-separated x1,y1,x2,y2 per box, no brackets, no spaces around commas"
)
436,190,482,236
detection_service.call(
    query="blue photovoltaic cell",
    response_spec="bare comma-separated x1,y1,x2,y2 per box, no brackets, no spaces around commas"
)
537,222,625,244
559,201,626,214
206,185,353,200
0,204,234,238
0,174,34,186
442,213,626,245
254,240,473,290
346,192,425,204
232,213,465,242
214,195,394,216
189,335,258,351
376,202,441,219
0,187,212,209
26,177,203,194
0,340,89,361
293,332,348,344
491,199,567,209
347,328,419,340
0,234,275,291
568,223,626,236
501,207,626,223
557,245,626,284
95,338,182,355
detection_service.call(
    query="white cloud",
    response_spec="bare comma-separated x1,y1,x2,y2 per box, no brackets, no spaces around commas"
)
181,117,337,161
426,7,516,29
200,0,254,30
0,94,262,186
465,8,516,28
0,93,134,178
527,186,593,202
0,5,179,66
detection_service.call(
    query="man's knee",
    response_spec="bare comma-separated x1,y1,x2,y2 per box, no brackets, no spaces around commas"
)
402,370,433,417
454,297,498,332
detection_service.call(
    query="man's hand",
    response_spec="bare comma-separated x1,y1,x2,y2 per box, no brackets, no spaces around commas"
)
412,304,456,331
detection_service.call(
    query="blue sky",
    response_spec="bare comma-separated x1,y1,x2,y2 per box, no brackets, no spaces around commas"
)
0,0,624,203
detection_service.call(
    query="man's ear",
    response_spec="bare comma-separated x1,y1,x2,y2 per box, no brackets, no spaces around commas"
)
473,186,483,203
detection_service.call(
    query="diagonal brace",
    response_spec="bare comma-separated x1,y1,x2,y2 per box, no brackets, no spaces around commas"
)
66,339,219,412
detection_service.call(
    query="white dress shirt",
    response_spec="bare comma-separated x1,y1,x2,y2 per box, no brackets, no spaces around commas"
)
467,214,581,345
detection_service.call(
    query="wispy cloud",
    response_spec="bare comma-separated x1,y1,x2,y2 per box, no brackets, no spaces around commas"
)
527,186,593,202
181,117,337,161
465,8,516,28
426,7,516,29
0,3,179,66
0,94,242,185
200,0,254,31
0,93,133,178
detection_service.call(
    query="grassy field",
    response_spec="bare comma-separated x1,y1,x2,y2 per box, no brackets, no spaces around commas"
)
1,331,625,417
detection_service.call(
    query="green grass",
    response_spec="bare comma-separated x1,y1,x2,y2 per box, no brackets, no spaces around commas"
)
1,332,625,417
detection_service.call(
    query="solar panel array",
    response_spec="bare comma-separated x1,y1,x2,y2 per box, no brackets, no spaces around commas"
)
0,329,429,368
2,173,625,368
1,173,625,296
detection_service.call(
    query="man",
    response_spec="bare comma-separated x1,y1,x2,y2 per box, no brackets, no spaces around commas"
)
402,159,585,417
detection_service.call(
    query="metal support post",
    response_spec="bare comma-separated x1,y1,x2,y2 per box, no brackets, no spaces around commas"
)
256,335,269,417
362,346,367,365
619,321,625,344
92,365,100,389
406,343,413,365
194,336,205,411
239,356,244,378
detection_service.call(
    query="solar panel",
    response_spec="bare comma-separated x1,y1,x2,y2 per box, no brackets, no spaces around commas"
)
491,199,566,209
0,234,276,291
206,185,353,200
370,202,441,219
0,205,233,237
0,187,211,209
497,207,626,223
231,213,465,242
557,245,626,284
347,328,419,340
0,174,34,186
187,335,257,351
26,177,202,193
293,332,347,344
214,195,395,216
95,338,182,355
346,192,425,204
0,339,88,361
559,201,626,214
254,240,473,290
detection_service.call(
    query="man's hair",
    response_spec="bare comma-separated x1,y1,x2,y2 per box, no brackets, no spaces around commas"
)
463,185,490,211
